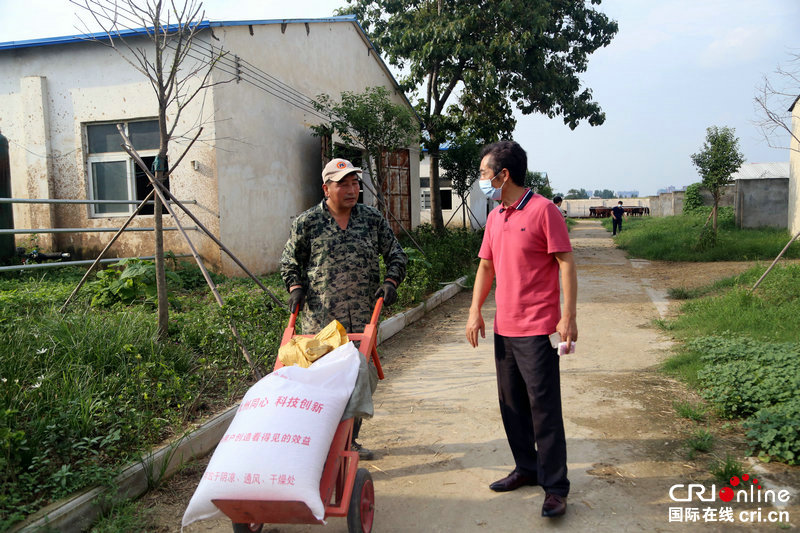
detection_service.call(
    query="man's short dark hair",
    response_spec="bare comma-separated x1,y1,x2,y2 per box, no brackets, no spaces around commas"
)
618,200,623,205
553,196,563,204
480,141,527,187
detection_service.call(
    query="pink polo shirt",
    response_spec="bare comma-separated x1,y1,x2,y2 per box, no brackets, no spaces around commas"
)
479,189,572,337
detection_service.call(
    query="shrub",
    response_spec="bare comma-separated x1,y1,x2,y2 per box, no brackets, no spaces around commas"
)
392,248,434,308
88,259,181,307
683,182,704,213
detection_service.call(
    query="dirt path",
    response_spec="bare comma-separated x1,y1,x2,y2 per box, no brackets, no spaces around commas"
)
160,220,797,532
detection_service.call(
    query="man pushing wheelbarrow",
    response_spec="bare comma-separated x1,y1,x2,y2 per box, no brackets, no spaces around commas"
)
280,157,408,460
181,159,406,533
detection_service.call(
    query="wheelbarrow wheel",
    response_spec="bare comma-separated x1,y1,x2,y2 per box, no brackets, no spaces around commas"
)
232,522,263,533
347,468,374,533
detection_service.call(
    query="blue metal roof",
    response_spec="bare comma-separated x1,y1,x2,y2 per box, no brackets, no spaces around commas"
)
0,15,357,51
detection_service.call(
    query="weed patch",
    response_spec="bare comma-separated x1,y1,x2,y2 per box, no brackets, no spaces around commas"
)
673,400,706,421
686,428,715,457
709,454,747,484
660,264,800,468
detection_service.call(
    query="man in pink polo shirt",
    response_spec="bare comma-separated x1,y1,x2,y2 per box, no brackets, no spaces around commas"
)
465,140,577,518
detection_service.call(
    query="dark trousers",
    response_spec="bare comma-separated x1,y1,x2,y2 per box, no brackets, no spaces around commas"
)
612,217,622,235
494,333,569,497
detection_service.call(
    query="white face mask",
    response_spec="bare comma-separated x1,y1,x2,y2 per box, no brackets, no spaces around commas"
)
479,171,504,200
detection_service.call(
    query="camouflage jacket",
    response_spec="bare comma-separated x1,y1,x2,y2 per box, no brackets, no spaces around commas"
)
280,200,407,334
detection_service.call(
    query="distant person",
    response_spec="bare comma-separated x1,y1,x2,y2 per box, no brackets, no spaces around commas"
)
552,196,566,217
611,200,625,236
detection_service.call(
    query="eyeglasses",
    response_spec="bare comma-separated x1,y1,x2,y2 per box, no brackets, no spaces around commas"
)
480,168,502,180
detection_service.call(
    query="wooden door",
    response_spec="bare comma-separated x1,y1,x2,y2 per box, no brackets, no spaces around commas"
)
381,149,411,235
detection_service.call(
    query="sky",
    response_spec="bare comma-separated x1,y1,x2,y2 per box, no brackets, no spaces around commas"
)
1,0,798,197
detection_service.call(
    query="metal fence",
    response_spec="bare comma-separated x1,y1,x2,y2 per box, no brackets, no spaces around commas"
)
0,197,196,272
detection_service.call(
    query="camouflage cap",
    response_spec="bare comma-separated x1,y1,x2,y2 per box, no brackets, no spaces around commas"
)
322,158,362,183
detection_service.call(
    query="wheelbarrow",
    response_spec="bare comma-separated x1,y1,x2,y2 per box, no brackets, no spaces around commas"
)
213,298,386,533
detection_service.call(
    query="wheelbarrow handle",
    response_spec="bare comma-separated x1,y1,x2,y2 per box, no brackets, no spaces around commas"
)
369,297,384,326
287,307,299,330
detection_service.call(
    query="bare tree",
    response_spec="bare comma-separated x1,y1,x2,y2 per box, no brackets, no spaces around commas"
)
755,52,800,153
72,0,230,338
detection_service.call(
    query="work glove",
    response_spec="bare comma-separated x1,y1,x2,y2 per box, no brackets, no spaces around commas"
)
374,281,398,306
287,288,305,313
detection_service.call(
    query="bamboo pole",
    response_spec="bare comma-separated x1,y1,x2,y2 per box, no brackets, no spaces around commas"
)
750,230,800,293
118,126,263,380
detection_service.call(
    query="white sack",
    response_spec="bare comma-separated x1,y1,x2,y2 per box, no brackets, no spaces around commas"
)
182,341,361,528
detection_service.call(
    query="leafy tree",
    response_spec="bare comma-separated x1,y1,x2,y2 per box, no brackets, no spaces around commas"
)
312,86,419,217
344,0,618,231
565,188,590,200
690,126,745,234
593,189,616,199
440,136,482,227
526,171,554,199
682,182,704,213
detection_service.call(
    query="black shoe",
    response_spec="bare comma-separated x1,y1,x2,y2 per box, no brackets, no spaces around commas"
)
541,493,567,517
351,440,374,460
489,470,538,492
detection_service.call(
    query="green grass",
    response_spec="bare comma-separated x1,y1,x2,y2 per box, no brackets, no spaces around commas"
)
0,265,288,529
686,428,715,454
664,265,800,343
673,400,706,421
602,208,800,261
709,454,747,485
89,498,151,533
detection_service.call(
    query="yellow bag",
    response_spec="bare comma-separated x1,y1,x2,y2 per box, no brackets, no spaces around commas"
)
278,320,349,368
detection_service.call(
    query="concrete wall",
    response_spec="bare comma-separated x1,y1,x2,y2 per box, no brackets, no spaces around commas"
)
734,178,789,229
699,183,735,208
0,37,219,263
790,102,800,236
0,20,420,275
647,192,684,217
562,197,650,218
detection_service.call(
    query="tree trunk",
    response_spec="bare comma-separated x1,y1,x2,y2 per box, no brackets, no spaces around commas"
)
712,203,718,234
429,146,444,232
154,164,169,340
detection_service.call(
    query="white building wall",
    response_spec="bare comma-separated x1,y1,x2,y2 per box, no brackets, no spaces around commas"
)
790,102,800,236
0,37,220,263
419,152,489,228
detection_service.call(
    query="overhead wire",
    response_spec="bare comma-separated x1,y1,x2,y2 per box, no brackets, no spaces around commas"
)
76,0,332,121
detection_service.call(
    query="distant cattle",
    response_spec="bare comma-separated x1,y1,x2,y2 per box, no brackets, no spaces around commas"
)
589,206,649,218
